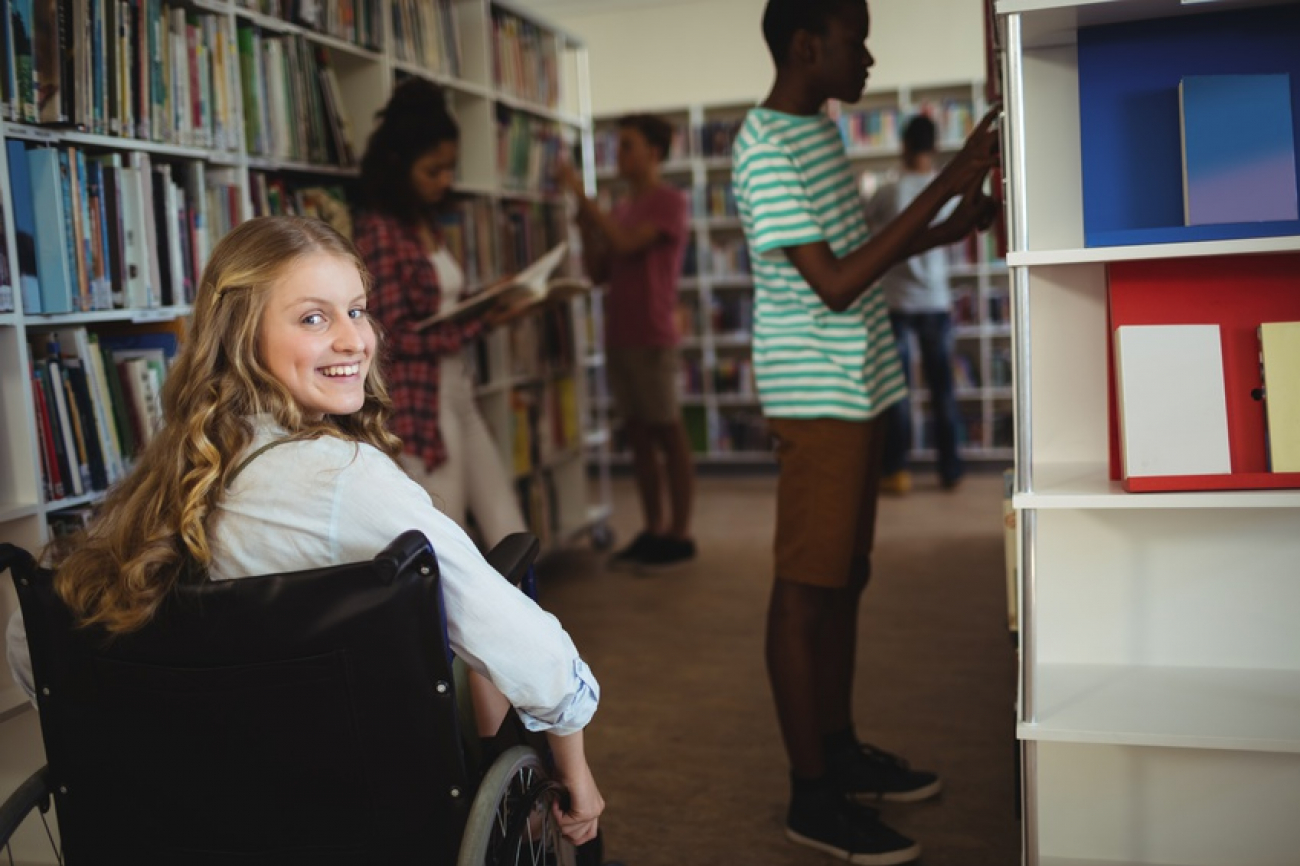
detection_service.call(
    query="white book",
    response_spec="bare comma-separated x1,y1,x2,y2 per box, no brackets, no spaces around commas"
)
45,359,86,497
128,152,162,308
1114,324,1232,478
115,162,152,309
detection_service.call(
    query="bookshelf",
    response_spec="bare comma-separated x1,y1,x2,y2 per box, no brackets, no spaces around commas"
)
999,1,1300,863
589,82,1011,467
0,0,607,824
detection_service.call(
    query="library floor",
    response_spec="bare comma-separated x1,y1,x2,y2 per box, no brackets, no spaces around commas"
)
538,469,1020,866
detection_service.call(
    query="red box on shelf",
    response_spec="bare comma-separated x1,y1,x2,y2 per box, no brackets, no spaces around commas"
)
1106,251,1300,493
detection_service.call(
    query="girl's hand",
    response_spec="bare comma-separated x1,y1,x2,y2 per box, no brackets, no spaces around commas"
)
552,762,604,845
483,297,534,328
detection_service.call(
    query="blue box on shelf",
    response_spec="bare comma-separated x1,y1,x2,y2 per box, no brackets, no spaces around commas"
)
1077,4,1300,248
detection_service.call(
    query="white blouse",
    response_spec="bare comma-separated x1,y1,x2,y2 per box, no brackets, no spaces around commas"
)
7,418,599,735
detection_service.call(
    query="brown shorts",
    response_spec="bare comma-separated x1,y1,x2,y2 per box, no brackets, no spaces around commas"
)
768,416,885,588
607,347,679,426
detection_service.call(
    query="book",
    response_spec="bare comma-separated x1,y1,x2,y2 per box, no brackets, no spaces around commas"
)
63,358,109,491
3,142,40,313
1114,324,1232,478
1259,321,1300,472
50,327,124,484
26,146,75,313
30,363,64,499
414,242,588,329
1179,74,1299,226
12,0,37,122
128,150,161,306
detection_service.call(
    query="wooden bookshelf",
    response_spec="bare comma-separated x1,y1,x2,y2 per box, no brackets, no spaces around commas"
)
589,82,1011,467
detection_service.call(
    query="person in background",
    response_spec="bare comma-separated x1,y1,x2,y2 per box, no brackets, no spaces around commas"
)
864,114,965,494
559,115,696,573
731,0,1000,861
6,216,605,845
352,77,527,551
352,77,549,747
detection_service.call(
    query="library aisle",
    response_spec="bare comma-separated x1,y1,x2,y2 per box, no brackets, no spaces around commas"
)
536,471,1019,866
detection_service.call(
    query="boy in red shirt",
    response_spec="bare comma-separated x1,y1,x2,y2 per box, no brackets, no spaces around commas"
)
561,115,695,572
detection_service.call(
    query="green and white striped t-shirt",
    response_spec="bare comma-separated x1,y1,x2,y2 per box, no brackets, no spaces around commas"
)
732,107,906,421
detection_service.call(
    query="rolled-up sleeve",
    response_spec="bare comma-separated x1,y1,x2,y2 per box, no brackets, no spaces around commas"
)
334,453,599,734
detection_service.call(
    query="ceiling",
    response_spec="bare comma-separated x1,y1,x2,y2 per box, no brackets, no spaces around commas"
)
510,0,709,15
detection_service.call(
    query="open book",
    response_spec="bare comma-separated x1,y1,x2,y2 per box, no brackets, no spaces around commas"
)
414,242,591,330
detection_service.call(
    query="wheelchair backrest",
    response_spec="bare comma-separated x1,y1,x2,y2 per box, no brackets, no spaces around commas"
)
3,530,473,866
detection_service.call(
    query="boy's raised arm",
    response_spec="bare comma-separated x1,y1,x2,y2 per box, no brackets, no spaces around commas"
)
783,108,1000,312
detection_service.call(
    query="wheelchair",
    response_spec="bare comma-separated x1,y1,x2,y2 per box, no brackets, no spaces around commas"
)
0,530,603,865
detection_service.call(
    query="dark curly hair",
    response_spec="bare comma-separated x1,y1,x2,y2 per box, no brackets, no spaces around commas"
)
358,77,460,223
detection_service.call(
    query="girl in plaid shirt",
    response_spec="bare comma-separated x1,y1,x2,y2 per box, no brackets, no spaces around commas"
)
353,79,526,550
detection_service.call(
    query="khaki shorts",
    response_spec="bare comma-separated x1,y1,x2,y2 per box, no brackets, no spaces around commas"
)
768,416,885,588
607,347,680,426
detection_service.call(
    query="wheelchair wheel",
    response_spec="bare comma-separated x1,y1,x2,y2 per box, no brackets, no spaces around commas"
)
457,745,576,866
0,766,60,862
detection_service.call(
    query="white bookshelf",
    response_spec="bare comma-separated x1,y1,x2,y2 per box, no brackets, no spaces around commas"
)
1000,0,1300,863
590,81,1012,467
0,2,604,850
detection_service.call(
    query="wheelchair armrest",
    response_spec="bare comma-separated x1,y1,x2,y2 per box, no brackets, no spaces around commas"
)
0,765,52,847
484,533,540,586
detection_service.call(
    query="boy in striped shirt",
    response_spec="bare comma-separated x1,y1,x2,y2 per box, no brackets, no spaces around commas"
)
732,0,1000,861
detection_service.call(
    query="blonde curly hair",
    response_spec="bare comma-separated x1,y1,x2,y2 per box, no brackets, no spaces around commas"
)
55,216,403,634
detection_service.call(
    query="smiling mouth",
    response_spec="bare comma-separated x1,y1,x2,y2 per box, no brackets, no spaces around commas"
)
320,364,361,378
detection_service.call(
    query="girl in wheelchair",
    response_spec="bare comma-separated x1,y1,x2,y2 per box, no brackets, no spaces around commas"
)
5,215,604,847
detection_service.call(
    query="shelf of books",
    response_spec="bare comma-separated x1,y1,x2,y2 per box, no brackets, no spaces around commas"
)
1001,1,1300,863
589,82,1010,468
0,0,604,744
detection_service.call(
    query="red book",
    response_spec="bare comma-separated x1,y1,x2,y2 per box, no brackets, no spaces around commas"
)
31,368,65,500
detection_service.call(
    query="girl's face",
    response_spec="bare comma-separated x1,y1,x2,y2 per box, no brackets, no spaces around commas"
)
258,253,376,420
410,140,459,206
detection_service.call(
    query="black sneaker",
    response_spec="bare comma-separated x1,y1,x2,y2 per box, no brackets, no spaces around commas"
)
830,742,942,803
634,536,696,573
605,531,659,572
787,793,921,865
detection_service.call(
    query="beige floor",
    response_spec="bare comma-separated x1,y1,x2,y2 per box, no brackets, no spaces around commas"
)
537,468,1021,866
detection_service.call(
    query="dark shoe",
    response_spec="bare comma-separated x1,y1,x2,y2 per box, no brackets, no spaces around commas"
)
787,793,921,865
830,742,942,803
605,531,660,572
634,536,696,573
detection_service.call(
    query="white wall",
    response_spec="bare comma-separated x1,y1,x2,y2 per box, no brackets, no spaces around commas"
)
550,0,988,115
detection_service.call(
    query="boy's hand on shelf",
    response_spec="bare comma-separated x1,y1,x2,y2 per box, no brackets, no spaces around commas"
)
555,160,585,200
942,104,1001,196
934,180,1000,243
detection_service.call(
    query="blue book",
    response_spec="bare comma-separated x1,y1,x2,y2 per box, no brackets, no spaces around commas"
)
1179,74,1299,225
26,147,74,314
6,140,42,313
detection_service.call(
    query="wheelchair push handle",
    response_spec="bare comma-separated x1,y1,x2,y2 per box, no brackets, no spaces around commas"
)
484,533,540,588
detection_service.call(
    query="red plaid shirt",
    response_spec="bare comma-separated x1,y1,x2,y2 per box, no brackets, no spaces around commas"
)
353,210,485,471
